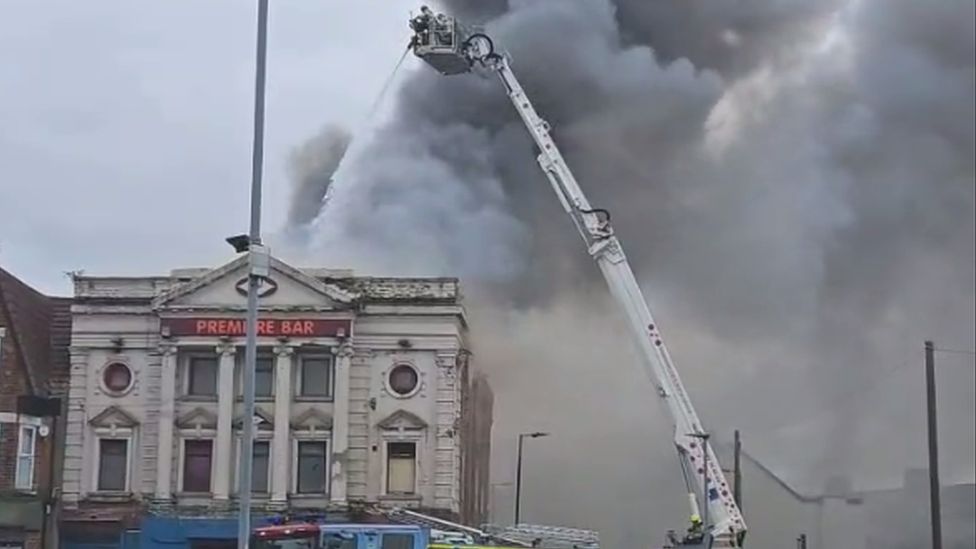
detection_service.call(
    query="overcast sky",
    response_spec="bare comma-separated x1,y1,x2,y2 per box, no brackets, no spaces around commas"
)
0,0,417,295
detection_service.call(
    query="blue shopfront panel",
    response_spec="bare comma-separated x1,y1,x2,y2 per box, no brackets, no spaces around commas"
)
140,517,276,549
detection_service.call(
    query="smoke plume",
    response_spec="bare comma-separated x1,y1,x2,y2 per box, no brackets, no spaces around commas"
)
285,124,351,232
294,0,975,545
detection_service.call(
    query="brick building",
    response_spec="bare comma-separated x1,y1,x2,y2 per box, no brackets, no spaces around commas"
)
59,254,493,549
0,267,71,549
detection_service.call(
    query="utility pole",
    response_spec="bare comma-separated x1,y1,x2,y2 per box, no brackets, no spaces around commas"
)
925,340,943,549
236,1,270,548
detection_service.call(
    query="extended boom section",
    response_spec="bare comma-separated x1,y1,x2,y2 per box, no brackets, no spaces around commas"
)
409,8,747,548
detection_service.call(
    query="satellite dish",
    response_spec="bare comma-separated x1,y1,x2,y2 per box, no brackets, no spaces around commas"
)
38,425,50,438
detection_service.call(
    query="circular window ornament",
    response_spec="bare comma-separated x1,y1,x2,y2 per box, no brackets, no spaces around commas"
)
387,364,420,397
102,362,133,394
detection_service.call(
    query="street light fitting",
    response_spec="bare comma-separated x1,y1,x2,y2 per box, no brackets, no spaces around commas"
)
523,431,549,439
226,234,251,253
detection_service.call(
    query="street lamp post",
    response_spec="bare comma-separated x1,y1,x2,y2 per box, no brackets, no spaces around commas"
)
233,1,270,548
514,432,549,525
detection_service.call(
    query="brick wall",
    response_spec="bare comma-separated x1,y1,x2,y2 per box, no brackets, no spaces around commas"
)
0,421,16,489
0,321,31,414
0,528,41,549
1,298,33,492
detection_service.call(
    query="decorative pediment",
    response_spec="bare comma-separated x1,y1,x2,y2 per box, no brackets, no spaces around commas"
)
234,408,274,431
377,409,428,431
176,407,218,429
290,408,333,430
152,254,358,311
89,406,139,428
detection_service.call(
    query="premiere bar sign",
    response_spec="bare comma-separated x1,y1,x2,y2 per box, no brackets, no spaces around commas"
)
161,318,350,337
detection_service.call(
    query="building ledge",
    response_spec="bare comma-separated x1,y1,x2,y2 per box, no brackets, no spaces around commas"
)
84,491,134,503
0,490,40,500
294,397,335,404
378,494,423,505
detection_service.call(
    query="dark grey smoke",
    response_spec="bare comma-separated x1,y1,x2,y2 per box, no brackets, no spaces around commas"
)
301,0,975,545
286,124,351,229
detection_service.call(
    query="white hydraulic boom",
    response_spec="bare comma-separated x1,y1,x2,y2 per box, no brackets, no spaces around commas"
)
408,8,747,548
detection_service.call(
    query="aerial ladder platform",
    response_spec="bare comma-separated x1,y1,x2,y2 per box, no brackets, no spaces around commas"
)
407,7,748,548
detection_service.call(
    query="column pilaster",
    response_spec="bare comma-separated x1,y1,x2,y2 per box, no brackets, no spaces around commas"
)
154,343,178,501
213,342,236,500
330,341,353,502
271,343,294,504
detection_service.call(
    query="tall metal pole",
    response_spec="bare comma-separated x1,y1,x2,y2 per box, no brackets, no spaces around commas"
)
700,433,710,536
733,430,742,510
514,432,548,525
237,1,269,547
925,340,943,549
514,434,525,526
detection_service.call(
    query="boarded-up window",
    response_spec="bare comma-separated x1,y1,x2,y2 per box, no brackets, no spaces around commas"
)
98,439,128,491
386,442,416,495
183,439,213,492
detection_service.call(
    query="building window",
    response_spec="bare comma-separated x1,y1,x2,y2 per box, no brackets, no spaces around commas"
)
15,425,37,490
97,439,129,491
388,364,419,397
237,354,274,398
381,534,414,549
188,356,218,396
103,363,133,394
183,439,213,492
323,534,357,549
386,442,417,495
298,355,333,398
250,441,271,493
296,440,328,494
255,356,274,397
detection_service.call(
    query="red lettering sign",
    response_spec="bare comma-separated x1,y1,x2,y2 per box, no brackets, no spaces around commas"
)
161,318,350,337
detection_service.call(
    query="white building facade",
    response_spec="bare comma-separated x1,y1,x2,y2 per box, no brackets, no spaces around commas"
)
60,255,492,545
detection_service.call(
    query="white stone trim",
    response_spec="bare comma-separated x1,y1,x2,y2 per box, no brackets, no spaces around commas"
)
214,343,235,500
383,361,424,399
272,344,293,503
97,359,136,397
330,342,353,502
155,344,178,500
